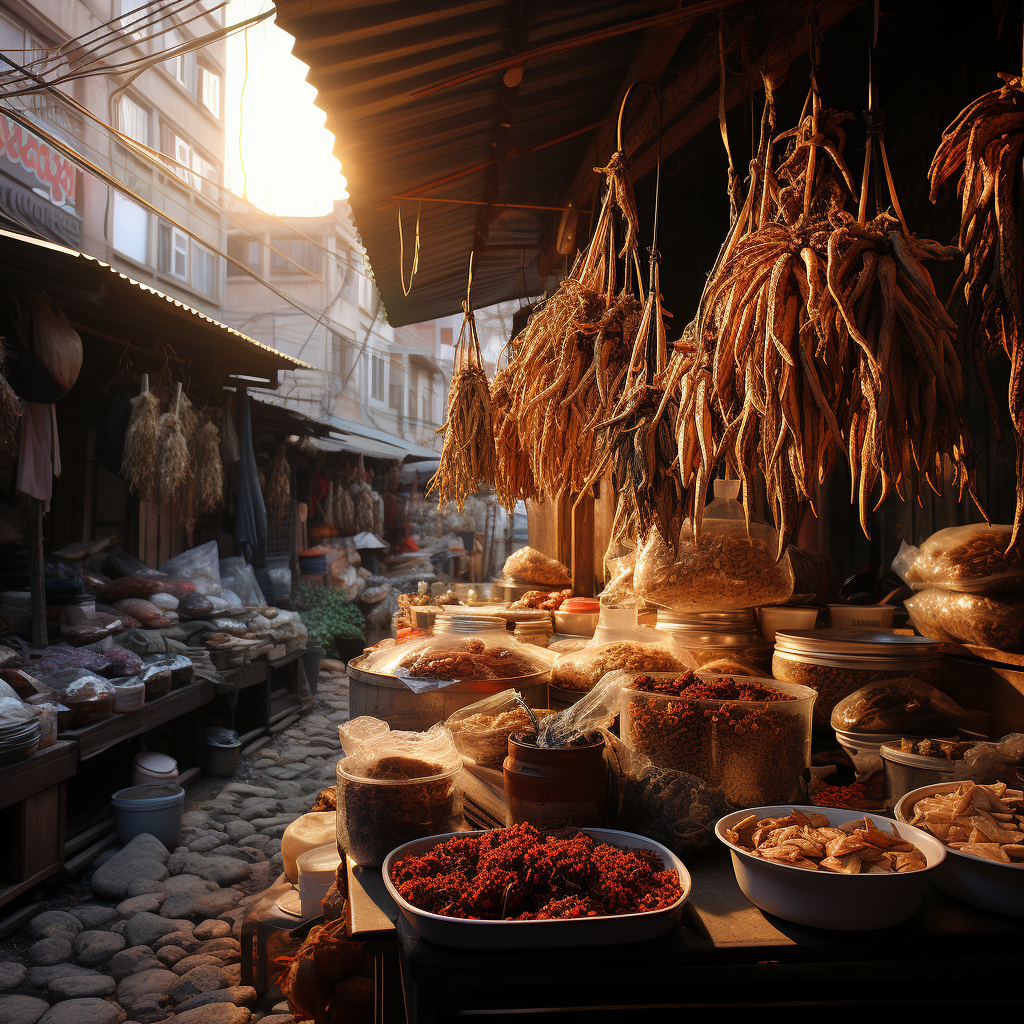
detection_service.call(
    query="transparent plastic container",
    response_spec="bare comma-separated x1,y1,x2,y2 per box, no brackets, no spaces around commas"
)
620,671,816,808
656,609,771,673
111,678,146,713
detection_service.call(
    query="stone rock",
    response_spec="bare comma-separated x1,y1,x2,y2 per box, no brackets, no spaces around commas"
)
237,799,278,821
197,939,239,958
172,986,256,1013
151,932,198,956
38,999,121,1024
171,856,250,888
26,912,83,943
167,965,228,1004
116,968,176,1010
116,894,165,919
24,938,74,966
155,946,186,968
47,975,117,1001
239,835,269,850
74,930,125,967
109,921,128,938
170,955,222,977
225,784,275,798
223,821,255,842
126,993,171,1024
169,1004,250,1024
25,965,100,990
91,835,170,899
0,962,28,991
193,920,231,941
183,834,231,856
181,811,218,831
271,1002,290,1013
122,878,168,899
125,913,191,949
260,1016,294,1024
0,994,50,1024
69,907,117,930
220,964,241,988
213,847,262,865
106,947,161,984
248,815,293,830
264,767,301,781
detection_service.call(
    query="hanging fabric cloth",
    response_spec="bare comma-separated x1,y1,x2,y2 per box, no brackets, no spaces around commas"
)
16,401,60,506
234,389,267,564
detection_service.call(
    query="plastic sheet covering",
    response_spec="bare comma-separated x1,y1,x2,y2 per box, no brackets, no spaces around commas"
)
0,696,41,764
949,733,1024,785
831,678,967,733
62,675,113,725
600,548,639,607
34,702,57,748
445,689,551,768
892,524,1024,594
904,589,1024,650
161,541,222,596
635,480,794,612
219,558,265,608
535,670,626,748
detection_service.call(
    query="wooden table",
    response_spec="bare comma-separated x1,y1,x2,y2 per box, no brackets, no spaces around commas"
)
347,850,1024,1020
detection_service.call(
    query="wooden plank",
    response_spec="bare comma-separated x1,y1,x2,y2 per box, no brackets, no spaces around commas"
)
346,858,398,942
571,491,595,597
63,680,214,760
0,741,77,810
0,862,64,912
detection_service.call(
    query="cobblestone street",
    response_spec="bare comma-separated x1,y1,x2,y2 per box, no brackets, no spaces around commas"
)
0,672,350,1024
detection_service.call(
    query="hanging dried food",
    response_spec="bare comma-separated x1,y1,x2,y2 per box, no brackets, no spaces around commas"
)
193,417,224,516
121,374,160,501
352,480,374,534
427,271,495,512
155,383,189,506
930,73,1024,545
267,444,291,510
501,150,643,501
0,345,21,452
490,360,537,510
333,473,354,535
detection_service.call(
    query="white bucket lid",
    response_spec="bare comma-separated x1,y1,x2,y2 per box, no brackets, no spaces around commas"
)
133,751,177,775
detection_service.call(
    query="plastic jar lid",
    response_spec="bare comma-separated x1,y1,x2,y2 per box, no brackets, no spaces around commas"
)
774,628,939,658
434,614,508,634
772,649,939,672
133,751,177,775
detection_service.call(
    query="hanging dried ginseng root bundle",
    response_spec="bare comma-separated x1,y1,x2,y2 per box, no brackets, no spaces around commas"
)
155,382,190,506
121,373,160,501
193,417,224,516
929,72,1024,544
427,273,495,512
490,361,536,510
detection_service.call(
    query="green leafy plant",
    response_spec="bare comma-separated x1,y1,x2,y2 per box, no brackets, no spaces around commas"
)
297,584,365,655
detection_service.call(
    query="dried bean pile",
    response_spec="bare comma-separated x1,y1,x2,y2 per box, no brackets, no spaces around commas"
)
624,673,806,807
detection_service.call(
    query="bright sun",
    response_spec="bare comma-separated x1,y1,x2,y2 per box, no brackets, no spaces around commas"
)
225,0,348,217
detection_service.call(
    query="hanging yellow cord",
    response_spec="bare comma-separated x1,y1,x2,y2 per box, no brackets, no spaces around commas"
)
398,201,421,297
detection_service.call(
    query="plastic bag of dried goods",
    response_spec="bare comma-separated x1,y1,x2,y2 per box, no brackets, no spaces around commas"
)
950,733,1024,786
160,541,222,596
445,689,553,768
602,729,725,858
501,546,571,587
635,479,794,612
112,598,172,629
904,589,1024,650
61,675,113,725
549,608,690,694
830,677,967,734
0,696,41,764
219,557,264,608
601,547,640,608
892,524,1024,594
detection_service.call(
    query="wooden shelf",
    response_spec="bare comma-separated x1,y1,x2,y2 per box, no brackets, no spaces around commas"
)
62,680,214,761
0,741,76,811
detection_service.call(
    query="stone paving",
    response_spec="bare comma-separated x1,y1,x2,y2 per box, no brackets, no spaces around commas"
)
0,672,351,1024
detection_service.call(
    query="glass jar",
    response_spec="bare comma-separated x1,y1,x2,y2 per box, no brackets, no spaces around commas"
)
656,609,772,673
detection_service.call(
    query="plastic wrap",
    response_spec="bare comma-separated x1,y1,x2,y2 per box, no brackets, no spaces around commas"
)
549,619,686,694
62,676,113,725
892,524,1024,594
336,718,463,866
160,541,222,596
620,671,814,808
103,646,143,677
949,733,1024,785
600,549,639,607
603,730,726,858
34,703,57,749
148,593,179,611
904,589,1024,650
138,661,171,699
95,573,194,602
445,689,552,768
110,678,145,713
501,546,570,587
178,592,216,618
219,557,265,607
113,598,171,628
0,697,41,764
634,480,794,612
831,678,968,733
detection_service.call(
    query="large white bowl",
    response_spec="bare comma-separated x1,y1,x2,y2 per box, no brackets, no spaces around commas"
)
894,782,1024,918
715,804,945,931
382,828,691,949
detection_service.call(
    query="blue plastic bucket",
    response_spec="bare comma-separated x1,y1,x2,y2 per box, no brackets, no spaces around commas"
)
110,783,184,849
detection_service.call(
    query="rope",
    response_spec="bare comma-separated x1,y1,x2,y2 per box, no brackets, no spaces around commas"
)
398,201,421,297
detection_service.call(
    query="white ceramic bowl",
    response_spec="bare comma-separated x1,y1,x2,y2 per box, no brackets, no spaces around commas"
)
894,782,1024,918
758,606,819,642
382,828,691,948
715,804,945,930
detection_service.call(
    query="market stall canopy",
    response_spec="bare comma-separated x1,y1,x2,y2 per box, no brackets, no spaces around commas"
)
275,0,855,327
303,416,440,461
0,228,309,385
250,391,333,437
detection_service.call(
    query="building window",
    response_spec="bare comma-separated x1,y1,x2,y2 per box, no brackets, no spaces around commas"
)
270,239,321,274
440,326,453,348
359,276,374,310
119,0,149,33
192,243,215,297
116,95,149,146
159,223,189,280
371,355,384,401
113,192,148,263
200,67,220,117
227,235,260,276
408,390,417,420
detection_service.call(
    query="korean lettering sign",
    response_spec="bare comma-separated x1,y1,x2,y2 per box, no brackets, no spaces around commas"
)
0,112,77,209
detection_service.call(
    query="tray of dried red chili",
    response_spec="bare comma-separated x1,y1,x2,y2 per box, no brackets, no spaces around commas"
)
383,824,690,948
621,671,816,808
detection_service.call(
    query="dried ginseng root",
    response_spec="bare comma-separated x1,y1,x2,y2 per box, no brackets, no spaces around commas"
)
427,289,495,512
930,72,1024,546
490,360,536,511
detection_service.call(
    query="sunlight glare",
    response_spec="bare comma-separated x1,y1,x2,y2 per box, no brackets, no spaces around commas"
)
225,0,348,216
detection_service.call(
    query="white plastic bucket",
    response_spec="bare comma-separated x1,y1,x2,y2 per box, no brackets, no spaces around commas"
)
110,783,184,849
132,751,178,786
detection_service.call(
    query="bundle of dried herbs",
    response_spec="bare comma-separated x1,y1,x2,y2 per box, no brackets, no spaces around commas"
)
267,444,291,509
121,374,159,501
155,383,189,506
193,417,224,517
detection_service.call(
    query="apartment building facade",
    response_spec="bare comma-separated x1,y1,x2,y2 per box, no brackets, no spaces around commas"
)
0,0,228,314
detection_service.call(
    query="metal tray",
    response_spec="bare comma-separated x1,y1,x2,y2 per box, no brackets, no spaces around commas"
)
382,828,691,949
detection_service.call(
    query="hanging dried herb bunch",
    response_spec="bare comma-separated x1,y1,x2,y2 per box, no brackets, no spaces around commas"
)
427,264,495,512
155,382,190,506
193,416,224,516
121,373,160,501
0,343,22,452
490,359,536,511
268,444,291,510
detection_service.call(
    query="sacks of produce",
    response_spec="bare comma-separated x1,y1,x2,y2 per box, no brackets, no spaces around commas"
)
905,589,1024,650
502,546,571,587
445,689,552,768
831,678,967,734
893,524,1024,594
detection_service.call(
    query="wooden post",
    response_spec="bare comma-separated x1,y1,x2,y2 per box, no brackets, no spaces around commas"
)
571,491,595,597
28,497,46,646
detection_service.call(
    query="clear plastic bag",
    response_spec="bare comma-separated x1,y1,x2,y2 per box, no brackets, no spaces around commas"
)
62,676,113,725
336,719,463,866
34,702,57,748
445,689,552,768
160,541,222,596
549,615,687,694
31,298,82,393
949,733,1024,785
892,525,1024,594
148,593,179,611
603,730,726,858
501,546,571,587
219,557,265,607
600,549,639,607
0,696,41,764
904,589,1024,650
110,678,145,713
112,598,172,628
831,678,968,733
535,669,626,747
634,480,795,612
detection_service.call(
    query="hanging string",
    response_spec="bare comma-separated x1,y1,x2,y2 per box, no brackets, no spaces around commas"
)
398,201,421,297
718,19,741,223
